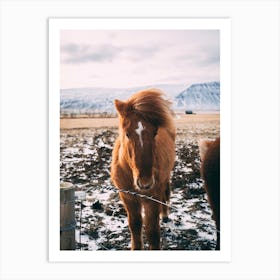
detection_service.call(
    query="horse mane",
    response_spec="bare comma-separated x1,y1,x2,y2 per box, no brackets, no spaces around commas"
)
126,89,175,130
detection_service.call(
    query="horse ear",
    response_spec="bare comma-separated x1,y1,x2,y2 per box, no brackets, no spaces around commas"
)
115,99,134,116
114,99,127,116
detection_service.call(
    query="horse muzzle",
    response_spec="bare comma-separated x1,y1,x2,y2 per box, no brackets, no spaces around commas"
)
136,176,155,190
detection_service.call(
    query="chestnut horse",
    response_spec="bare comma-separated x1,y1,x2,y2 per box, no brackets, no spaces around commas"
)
111,89,176,250
199,137,220,250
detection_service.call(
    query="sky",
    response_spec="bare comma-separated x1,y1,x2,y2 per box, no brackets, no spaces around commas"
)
60,30,219,89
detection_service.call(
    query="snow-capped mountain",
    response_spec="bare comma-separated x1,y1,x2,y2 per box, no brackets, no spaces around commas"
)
60,84,187,114
174,81,220,111
60,81,220,114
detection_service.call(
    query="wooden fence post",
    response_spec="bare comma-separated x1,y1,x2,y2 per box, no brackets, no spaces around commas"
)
60,182,75,250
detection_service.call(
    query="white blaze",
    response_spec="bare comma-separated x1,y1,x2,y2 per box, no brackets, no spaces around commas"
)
135,121,144,148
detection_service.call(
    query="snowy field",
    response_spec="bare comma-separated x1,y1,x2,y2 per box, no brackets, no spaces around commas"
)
60,114,220,250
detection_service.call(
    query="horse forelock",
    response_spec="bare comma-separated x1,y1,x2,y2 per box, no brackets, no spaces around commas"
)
125,89,174,130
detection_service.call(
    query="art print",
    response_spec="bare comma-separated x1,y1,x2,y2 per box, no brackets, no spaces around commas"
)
49,18,231,262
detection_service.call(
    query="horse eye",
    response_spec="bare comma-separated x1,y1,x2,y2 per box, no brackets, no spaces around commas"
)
126,132,130,138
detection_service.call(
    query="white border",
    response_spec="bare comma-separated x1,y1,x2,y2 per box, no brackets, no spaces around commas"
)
49,18,231,262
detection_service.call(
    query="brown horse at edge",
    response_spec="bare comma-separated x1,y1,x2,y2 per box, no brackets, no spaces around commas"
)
199,137,220,250
111,89,176,250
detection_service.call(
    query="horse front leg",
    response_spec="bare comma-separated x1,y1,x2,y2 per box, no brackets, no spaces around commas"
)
120,193,143,250
143,200,160,250
161,181,171,223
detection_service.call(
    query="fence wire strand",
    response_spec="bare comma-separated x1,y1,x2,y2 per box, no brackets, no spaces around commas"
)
75,184,218,250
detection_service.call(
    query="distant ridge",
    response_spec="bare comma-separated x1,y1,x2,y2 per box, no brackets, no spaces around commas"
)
174,81,220,112
60,81,220,114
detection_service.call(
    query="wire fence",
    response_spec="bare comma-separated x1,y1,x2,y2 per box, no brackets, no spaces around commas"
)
74,184,218,250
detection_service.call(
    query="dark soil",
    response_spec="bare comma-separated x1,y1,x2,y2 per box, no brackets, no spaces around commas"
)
60,127,218,250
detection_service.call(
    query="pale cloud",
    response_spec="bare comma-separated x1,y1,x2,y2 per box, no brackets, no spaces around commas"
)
60,30,219,88
61,43,122,63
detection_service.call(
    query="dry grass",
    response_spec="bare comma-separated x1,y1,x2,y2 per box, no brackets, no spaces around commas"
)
60,117,119,129
60,113,220,130
175,113,220,129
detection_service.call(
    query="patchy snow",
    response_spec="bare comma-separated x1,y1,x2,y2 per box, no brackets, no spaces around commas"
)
75,191,86,200
181,166,193,173
60,127,219,250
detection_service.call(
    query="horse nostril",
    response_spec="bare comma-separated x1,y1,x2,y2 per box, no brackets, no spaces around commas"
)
142,183,151,190
136,178,142,189
137,177,154,190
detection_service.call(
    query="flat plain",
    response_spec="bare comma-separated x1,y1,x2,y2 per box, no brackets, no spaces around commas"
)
60,113,219,131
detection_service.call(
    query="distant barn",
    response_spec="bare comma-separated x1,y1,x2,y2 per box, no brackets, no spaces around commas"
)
185,110,193,114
